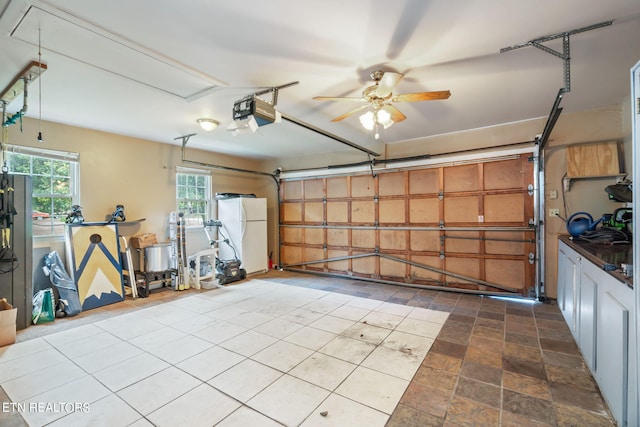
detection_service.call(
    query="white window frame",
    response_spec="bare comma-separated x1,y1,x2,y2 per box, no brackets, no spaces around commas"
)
176,166,211,227
3,144,80,238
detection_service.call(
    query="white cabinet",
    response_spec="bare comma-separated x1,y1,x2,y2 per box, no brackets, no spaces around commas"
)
557,240,636,427
557,242,581,341
578,261,598,372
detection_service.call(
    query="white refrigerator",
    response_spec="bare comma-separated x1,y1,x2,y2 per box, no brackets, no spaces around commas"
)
217,197,268,275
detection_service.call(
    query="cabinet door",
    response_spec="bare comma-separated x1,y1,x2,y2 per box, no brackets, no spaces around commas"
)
596,290,629,426
558,243,580,340
579,263,598,372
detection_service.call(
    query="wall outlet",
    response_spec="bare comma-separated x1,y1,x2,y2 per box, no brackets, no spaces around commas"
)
549,208,560,217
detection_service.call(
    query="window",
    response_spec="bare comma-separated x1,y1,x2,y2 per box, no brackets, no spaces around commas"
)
176,167,211,226
4,145,80,237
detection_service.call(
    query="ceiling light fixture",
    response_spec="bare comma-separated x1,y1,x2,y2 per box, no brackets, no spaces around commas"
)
197,118,219,131
359,107,396,140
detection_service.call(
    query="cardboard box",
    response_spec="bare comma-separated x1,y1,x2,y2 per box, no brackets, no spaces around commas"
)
0,298,17,347
130,233,158,249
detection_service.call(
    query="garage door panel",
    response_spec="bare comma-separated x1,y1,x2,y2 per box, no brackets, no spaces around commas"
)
444,196,479,223
409,169,439,195
485,259,525,289
282,227,302,244
409,198,439,223
445,231,480,254
351,201,375,223
410,231,440,252
353,229,376,248
305,247,326,266
304,179,324,199
380,230,407,250
379,199,405,223
327,201,348,223
352,252,376,275
327,229,349,247
351,175,375,198
445,257,480,285
444,164,478,192
283,202,303,222
485,231,527,255
282,245,302,265
484,158,525,190
484,193,525,223
327,177,348,198
379,172,405,196
410,255,442,281
304,202,324,223
282,181,303,200
380,255,406,278
327,250,349,271
304,228,324,245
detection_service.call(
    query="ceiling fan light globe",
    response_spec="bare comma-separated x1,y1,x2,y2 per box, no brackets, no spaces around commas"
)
376,109,394,129
359,111,375,131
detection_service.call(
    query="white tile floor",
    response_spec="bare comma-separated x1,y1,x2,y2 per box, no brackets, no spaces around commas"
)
0,279,448,426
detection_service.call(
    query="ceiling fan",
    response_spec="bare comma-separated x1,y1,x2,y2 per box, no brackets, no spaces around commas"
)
313,70,451,139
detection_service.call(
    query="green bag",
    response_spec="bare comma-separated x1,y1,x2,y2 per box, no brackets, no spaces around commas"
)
32,288,55,324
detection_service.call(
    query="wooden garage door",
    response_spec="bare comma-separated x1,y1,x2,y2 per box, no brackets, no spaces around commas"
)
279,154,536,296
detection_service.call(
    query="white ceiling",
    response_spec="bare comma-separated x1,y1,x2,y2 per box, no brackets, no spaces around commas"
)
1,0,640,160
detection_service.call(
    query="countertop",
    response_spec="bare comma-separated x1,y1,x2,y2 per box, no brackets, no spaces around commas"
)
559,235,633,289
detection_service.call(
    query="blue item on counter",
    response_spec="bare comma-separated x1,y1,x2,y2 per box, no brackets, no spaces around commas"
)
566,211,603,238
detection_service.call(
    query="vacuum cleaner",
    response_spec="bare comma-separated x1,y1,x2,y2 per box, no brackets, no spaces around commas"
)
203,220,247,285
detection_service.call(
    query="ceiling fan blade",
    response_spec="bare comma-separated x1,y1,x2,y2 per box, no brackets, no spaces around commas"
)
374,72,404,98
393,90,451,102
382,104,406,123
313,96,366,102
331,105,370,122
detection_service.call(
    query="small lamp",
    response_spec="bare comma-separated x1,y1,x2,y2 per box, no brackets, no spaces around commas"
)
197,118,219,131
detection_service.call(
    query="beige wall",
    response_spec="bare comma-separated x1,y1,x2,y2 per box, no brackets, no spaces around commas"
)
5,118,277,266
7,105,631,298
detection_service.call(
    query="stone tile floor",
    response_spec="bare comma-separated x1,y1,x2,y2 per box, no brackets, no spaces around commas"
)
1,270,616,426
266,271,616,426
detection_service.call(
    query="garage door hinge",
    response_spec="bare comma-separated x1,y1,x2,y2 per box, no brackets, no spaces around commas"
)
374,247,379,253
374,195,379,203
527,184,534,196
323,244,327,251
527,155,537,163
438,191,444,200
323,197,327,204
439,220,445,228
528,252,536,264
528,218,536,227
439,250,445,259
440,236,445,245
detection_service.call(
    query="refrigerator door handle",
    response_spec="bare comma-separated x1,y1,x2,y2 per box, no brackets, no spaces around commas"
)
240,202,247,239
240,201,247,223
